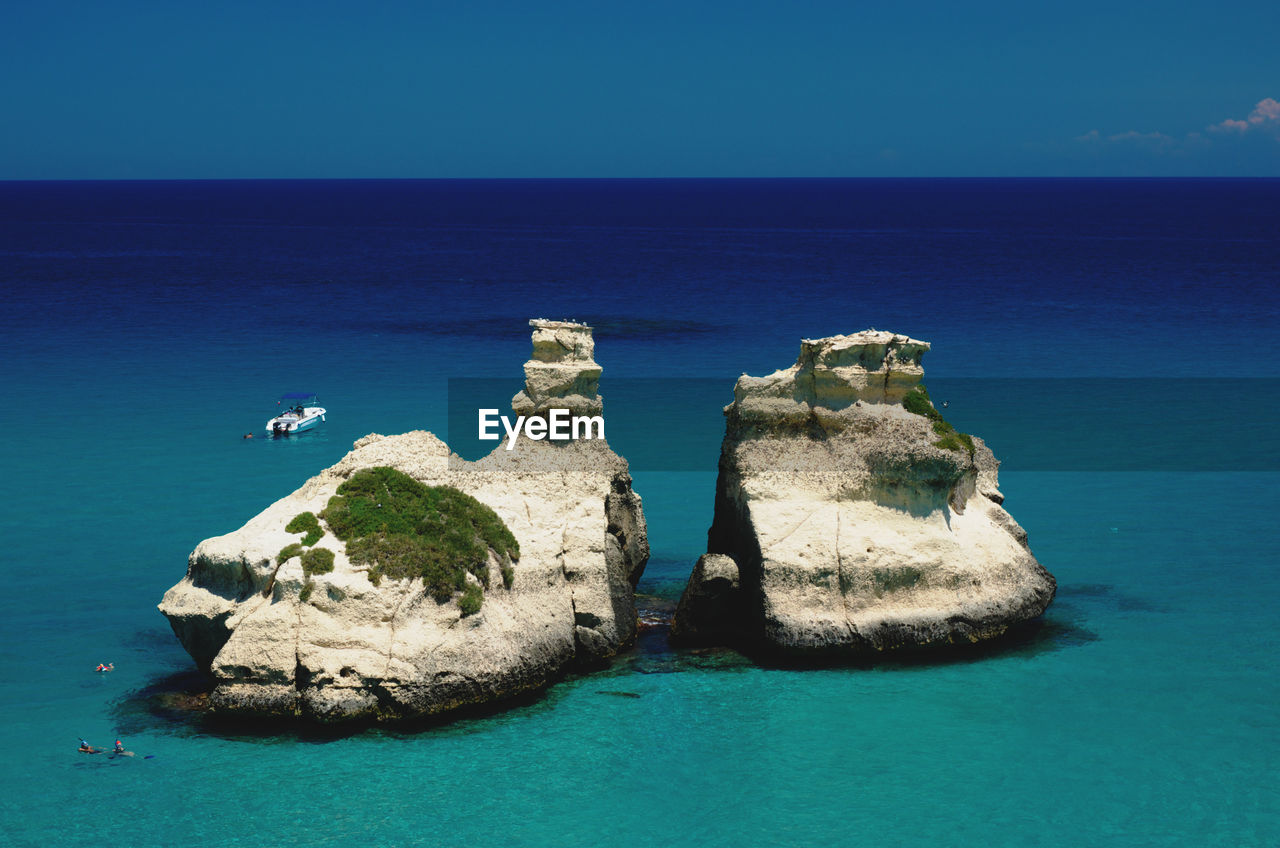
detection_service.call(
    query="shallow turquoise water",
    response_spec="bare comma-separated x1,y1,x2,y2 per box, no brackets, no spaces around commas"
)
1,465,1274,846
2,180,1277,846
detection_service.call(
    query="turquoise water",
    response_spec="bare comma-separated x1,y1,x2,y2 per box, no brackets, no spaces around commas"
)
1,180,1277,846
2,470,1275,846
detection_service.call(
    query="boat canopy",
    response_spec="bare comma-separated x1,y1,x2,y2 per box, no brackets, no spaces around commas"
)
279,392,317,401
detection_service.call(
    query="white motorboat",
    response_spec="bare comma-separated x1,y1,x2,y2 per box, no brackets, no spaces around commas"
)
266,393,326,435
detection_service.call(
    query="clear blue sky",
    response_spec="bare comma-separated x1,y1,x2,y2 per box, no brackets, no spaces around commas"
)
2,0,1277,178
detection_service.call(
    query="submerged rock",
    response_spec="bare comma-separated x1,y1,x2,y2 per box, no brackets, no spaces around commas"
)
159,322,647,723
672,330,1055,657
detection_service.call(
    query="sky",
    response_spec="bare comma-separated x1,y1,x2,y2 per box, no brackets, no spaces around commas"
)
1,0,1277,178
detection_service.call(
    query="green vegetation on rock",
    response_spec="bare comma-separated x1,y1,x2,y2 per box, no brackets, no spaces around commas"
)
301,547,335,576
902,383,940,419
286,512,324,546
277,543,305,565
458,582,484,617
320,467,519,610
903,385,975,457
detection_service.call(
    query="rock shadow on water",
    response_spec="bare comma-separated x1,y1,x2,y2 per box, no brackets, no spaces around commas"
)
602,593,756,677
109,668,571,743
565,315,728,341
1055,582,1169,613
744,609,1100,672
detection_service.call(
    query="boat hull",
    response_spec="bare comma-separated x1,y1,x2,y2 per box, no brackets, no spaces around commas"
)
266,407,327,435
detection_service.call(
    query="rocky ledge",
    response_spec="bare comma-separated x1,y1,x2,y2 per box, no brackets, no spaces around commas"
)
672,330,1055,657
159,322,647,723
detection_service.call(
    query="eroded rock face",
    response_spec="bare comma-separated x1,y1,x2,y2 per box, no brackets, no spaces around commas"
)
511,319,602,418
671,330,1055,656
159,323,647,723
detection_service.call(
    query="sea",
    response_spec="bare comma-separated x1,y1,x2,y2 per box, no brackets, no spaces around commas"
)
0,179,1276,847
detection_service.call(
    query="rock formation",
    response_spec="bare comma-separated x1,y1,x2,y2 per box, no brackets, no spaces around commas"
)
511,319,602,418
159,321,647,723
672,330,1055,657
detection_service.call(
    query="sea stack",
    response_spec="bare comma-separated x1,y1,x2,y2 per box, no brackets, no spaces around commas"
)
159,320,647,723
511,319,603,419
672,330,1055,656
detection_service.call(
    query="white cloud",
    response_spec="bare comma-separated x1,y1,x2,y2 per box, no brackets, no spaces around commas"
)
1077,97,1280,152
1210,98,1280,135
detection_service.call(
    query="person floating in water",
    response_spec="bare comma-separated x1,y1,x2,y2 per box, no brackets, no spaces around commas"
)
79,738,100,754
95,662,114,672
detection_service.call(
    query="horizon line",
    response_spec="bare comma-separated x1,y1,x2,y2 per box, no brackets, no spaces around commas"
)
4,175,1280,184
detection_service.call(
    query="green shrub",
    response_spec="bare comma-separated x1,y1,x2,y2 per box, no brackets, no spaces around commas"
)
933,432,966,453
277,543,304,565
501,562,515,589
320,467,519,610
286,512,324,546
905,384,974,457
299,581,314,603
301,547,335,576
458,582,483,617
903,385,942,421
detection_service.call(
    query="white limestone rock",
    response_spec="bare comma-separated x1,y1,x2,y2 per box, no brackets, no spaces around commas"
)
511,319,603,418
672,330,1054,656
159,322,647,723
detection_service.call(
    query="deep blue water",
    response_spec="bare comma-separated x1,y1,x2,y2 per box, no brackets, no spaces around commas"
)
0,179,1276,847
